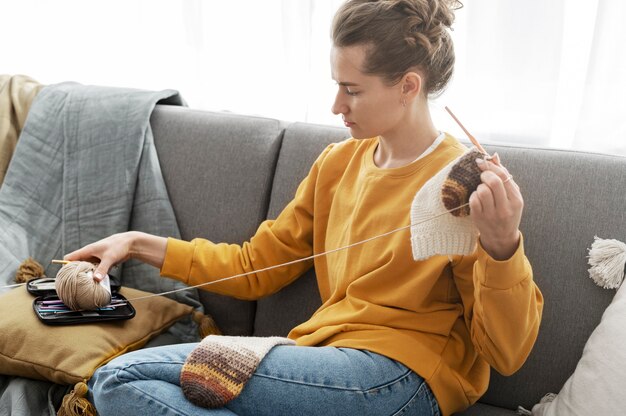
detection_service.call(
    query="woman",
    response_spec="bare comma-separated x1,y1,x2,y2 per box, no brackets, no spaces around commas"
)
67,1,543,415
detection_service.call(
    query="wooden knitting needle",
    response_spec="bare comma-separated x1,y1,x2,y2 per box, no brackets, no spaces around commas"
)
51,260,71,265
444,106,488,156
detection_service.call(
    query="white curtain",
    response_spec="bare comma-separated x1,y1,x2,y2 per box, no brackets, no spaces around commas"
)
435,0,626,155
2,0,624,154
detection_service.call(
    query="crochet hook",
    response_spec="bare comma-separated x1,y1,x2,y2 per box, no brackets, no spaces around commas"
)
444,106,488,156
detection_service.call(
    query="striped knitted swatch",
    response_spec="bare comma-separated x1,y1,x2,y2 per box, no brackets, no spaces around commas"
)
441,149,484,217
410,148,481,261
180,335,295,408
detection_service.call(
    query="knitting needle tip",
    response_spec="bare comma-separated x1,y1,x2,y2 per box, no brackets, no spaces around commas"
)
444,106,488,156
51,260,71,265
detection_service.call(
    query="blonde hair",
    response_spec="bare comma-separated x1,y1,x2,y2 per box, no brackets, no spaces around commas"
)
332,0,462,97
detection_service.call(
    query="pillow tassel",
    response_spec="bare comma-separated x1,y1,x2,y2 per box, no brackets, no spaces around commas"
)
588,236,626,289
193,310,221,338
15,257,46,283
57,382,96,416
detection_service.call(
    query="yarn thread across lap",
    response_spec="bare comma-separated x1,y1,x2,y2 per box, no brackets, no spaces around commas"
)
55,261,112,311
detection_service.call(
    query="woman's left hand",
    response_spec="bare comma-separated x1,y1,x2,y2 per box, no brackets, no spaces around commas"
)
469,153,523,260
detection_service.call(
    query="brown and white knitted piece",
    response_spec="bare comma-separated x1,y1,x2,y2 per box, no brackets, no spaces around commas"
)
441,149,484,217
410,148,482,261
180,335,295,408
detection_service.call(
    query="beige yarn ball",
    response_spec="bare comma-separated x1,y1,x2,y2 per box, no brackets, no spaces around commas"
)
55,261,111,311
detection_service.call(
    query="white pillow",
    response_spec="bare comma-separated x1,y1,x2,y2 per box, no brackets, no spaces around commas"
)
532,281,626,415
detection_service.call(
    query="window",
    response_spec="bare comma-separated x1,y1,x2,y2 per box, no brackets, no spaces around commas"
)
3,0,624,154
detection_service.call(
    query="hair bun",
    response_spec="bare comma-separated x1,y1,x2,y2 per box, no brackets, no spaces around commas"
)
402,0,461,51
332,0,460,96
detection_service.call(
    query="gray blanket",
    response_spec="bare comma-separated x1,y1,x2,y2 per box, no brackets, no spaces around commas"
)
0,83,203,415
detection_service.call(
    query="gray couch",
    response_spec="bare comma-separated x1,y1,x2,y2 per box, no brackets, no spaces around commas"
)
150,104,625,415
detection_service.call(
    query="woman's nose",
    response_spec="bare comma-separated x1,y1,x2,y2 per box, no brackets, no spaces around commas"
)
331,92,347,116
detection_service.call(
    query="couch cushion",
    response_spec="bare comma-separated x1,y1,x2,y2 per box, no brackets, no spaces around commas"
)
0,286,197,385
253,122,349,337
531,276,626,415
151,106,284,335
475,144,623,410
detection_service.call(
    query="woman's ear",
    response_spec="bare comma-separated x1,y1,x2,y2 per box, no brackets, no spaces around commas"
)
401,71,423,103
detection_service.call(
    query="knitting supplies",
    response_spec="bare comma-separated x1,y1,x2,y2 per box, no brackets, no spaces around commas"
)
410,148,481,261
55,261,112,311
180,335,295,408
409,107,497,260
15,257,46,283
445,106,488,155
587,236,626,289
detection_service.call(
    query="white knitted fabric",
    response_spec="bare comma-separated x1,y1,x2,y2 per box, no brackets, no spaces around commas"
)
410,152,478,261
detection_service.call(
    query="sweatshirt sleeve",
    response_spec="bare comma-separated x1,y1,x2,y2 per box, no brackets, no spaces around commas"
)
452,234,544,375
160,144,335,300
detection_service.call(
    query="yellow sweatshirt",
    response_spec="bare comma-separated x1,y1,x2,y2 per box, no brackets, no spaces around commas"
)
161,134,544,416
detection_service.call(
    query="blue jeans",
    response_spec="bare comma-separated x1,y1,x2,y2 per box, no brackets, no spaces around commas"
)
89,343,440,416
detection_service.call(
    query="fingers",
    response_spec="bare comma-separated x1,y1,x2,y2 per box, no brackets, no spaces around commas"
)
477,153,508,180
488,152,501,166
63,245,95,262
468,187,483,215
472,153,524,220
63,241,114,282
470,152,525,259
93,261,112,282
475,158,507,211
476,153,521,198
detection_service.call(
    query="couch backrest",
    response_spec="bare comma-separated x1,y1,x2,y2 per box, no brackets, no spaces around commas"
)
477,143,623,410
151,106,284,335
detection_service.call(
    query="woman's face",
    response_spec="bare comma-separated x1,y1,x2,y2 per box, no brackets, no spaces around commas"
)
330,45,405,140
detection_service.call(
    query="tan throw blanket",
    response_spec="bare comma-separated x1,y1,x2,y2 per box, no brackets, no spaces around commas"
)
0,74,44,186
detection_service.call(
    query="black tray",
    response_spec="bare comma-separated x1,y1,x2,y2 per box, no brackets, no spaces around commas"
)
32,292,135,325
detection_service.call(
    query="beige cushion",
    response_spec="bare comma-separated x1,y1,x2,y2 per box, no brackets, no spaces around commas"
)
0,286,195,385
531,281,626,415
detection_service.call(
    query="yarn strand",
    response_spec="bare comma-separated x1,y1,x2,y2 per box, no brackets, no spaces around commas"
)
3,282,27,289
125,202,471,303
0,203,469,296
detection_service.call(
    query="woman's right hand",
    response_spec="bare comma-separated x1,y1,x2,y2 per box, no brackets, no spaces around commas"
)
63,231,167,281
